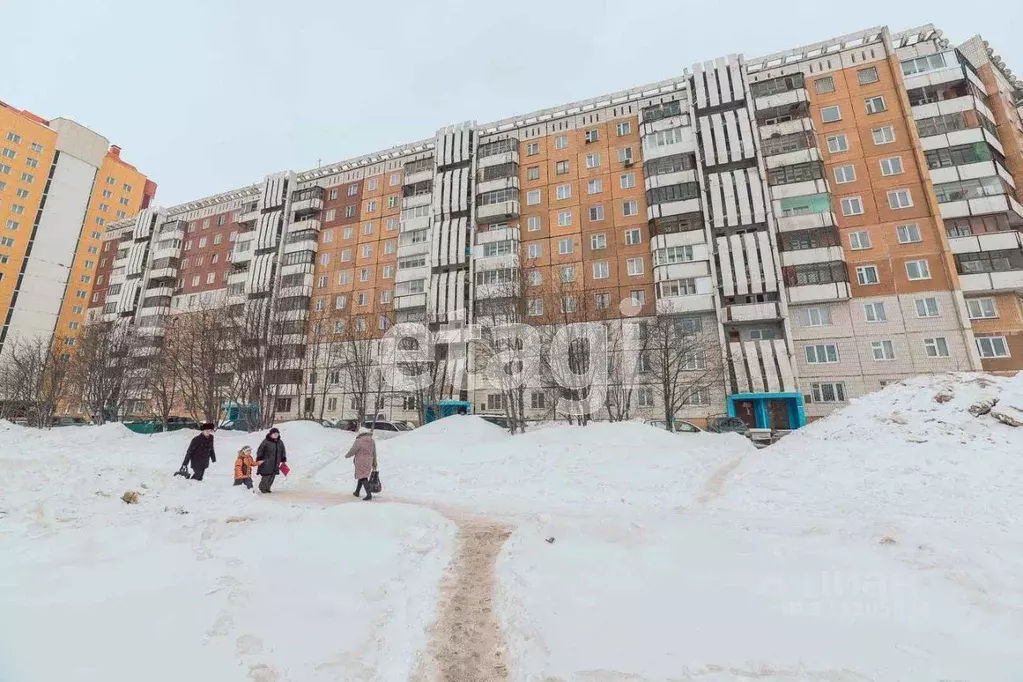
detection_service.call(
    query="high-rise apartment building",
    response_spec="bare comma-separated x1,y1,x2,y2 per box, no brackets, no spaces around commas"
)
86,24,1023,428
0,101,154,357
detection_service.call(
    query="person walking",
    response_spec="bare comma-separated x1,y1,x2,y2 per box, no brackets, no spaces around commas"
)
234,445,256,491
255,427,287,493
345,427,378,500
181,423,217,481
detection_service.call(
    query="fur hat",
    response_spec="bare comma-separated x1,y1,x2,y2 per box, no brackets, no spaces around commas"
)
200,422,215,431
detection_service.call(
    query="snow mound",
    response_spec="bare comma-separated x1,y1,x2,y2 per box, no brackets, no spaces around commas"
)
392,414,510,446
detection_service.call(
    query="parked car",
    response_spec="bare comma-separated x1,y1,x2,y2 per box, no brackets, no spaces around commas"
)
164,416,200,432
391,420,416,431
644,418,702,433
707,416,751,437
479,414,511,430
362,420,406,440
51,416,90,427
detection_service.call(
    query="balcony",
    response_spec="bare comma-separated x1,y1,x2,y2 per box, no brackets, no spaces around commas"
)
780,246,845,268
765,147,821,170
279,309,310,322
477,176,520,195
475,252,518,272
476,200,520,224
720,301,781,323
937,180,1023,224
148,266,177,281
145,283,176,299
289,217,321,233
646,198,701,222
475,281,520,300
759,117,815,140
394,292,428,310
655,294,715,315
237,203,260,224
402,192,432,210
754,86,810,114
291,187,324,215
949,231,1023,255
786,282,851,303
959,270,1023,294
775,210,837,233
652,260,710,282
477,138,518,169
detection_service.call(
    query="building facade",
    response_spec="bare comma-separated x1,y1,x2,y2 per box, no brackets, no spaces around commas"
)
0,101,154,357
86,24,1023,427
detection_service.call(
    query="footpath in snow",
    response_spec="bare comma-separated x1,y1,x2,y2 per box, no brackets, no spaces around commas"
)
2,372,1023,680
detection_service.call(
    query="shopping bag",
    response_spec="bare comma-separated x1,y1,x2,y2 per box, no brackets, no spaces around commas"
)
368,470,382,493
280,462,291,477
173,465,191,480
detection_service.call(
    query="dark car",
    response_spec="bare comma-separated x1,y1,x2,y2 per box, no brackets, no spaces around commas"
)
479,414,511,429
708,416,751,436
51,416,90,427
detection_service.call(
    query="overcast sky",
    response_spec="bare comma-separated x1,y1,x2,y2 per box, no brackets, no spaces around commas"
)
7,0,1021,206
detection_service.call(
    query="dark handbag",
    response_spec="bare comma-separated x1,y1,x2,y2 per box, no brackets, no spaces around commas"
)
174,465,191,479
368,470,382,494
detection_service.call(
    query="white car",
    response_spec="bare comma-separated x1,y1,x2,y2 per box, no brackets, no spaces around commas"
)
362,420,406,440
644,419,703,434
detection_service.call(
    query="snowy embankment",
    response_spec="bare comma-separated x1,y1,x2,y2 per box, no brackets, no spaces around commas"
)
3,374,1023,681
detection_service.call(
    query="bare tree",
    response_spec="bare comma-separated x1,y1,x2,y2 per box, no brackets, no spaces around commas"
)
336,311,378,424
166,301,235,424
0,335,73,428
145,337,182,432
643,313,724,430
67,320,145,424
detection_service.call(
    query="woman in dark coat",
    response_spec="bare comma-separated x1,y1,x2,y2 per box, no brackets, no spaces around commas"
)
181,422,217,481
255,427,287,493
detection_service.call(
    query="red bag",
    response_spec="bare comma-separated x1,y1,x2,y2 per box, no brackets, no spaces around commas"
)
280,462,291,477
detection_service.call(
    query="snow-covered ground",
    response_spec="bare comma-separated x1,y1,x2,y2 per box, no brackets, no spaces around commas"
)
2,372,1022,680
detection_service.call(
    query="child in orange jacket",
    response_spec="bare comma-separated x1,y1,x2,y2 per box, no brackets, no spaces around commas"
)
234,446,256,490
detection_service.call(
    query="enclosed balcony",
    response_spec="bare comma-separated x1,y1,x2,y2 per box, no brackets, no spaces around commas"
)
649,213,705,239
404,157,434,185
477,138,519,169
750,73,809,113
476,187,520,224
783,262,851,303
291,187,324,216
935,176,1023,223
284,229,319,254
237,202,260,225
778,226,844,268
772,194,836,233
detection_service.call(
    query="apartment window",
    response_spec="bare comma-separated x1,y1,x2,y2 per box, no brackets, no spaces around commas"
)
387,218,398,231
588,234,607,252
102,203,113,213
359,268,370,282
558,238,574,255
211,254,219,265
322,229,334,244
620,173,636,189
849,231,871,250
528,243,541,258
659,278,698,297
31,143,43,154
967,297,998,319
595,292,611,309
191,275,200,287
584,129,599,143
116,210,126,219
528,299,544,316
333,294,347,310
5,220,18,230
814,76,835,94
338,271,350,285
896,223,921,244
625,228,641,245
329,188,339,200
626,257,644,276
585,153,600,169
557,210,572,227
864,302,887,322
857,66,880,85
341,248,352,262
527,166,540,180
343,205,356,219
805,344,839,364
841,196,864,216
527,142,540,156
366,200,377,212
5,133,21,143
1,237,15,247
622,200,638,217
636,386,655,408
213,233,223,245
346,184,359,197
384,240,396,254
390,173,401,186
72,305,83,314
887,189,913,209
856,265,880,285
915,297,939,317
1,148,15,159
367,178,379,191
0,164,10,175
387,195,399,209
976,336,1010,358
556,184,572,200
864,95,887,114
316,274,328,289
924,337,950,358
555,135,568,149
527,216,541,232
630,290,646,306
872,126,896,145
355,292,368,306
203,272,215,284
361,245,373,258
96,217,105,225
616,121,631,136
79,274,92,284
344,227,354,239
561,265,576,283
589,205,604,221
526,190,541,206
382,265,394,278
528,270,542,286
880,156,904,176
119,197,130,206
820,105,841,123
201,218,210,230
618,147,634,163
826,135,849,153
905,259,931,280
811,382,846,403
653,245,695,265
553,160,570,176
834,164,856,184
587,178,602,194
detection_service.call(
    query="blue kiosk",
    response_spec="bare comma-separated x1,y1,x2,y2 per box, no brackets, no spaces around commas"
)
424,400,472,423
726,392,807,430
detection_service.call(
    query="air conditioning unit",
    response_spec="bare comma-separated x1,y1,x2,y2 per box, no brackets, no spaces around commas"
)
623,159,634,167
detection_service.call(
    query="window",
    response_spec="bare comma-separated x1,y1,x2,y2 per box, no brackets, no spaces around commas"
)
341,248,352,262
864,96,887,114
659,278,698,297
826,135,849,153
587,178,602,194
653,245,695,265
387,195,399,209
526,190,541,206
338,270,350,285
527,216,541,232
556,184,572,201
318,253,330,266
558,238,574,255
618,147,634,163
328,188,339,201
191,275,200,287
316,274,328,289
363,221,374,235
361,244,373,258
213,233,223,245
0,147,15,159
561,266,575,283
557,210,572,227
585,153,600,169
528,270,542,286
589,205,604,221
864,302,887,322
620,173,636,190
880,156,904,176
834,164,856,184
555,135,568,150
901,52,948,76
387,218,398,231
623,228,641,246
527,142,540,156
359,268,371,282
856,265,880,285
967,297,998,319
554,160,569,176
841,196,864,216
814,76,835,94
590,233,606,250
805,344,839,364
887,189,913,209
528,299,544,316
5,133,21,143
872,126,895,145
527,166,540,180
810,382,846,403
857,66,880,85
585,129,599,143
924,337,950,357
622,200,638,217
10,205,24,216
203,272,214,284
346,184,359,197
905,259,930,280
976,336,1009,358
343,227,353,239
892,224,922,245
820,105,841,123
637,387,655,408
616,121,631,136
5,220,18,231
849,231,871,250
1,237,15,247
382,264,395,278
626,257,644,276
870,340,896,361
629,289,646,306
595,292,611,309
915,297,939,317
527,243,541,258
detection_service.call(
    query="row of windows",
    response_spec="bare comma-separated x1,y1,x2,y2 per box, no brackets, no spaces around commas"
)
804,335,1007,364
837,187,914,217
524,289,648,317
4,132,45,154
523,227,645,257
525,148,636,178
797,296,1002,329
853,259,931,285
824,124,896,155
818,93,888,125
520,123,634,158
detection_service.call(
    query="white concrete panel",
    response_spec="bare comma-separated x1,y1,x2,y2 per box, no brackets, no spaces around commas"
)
724,111,741,163
747,340,766,392
720,172,738,227
708,173,725,229
757,231,778,292
716,235,735,297
711,115,728,167
761,342,782,392
774,339,795,391
730,342,750,393
699,117,717,166
733,170,752,225
727,57,744,103
746,168,766,223
694,64,709,110
707,64,721,108
731,234,749,296
742,231,761,294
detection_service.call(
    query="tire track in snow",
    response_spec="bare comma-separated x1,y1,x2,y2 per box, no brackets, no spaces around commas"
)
697,455,746,507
